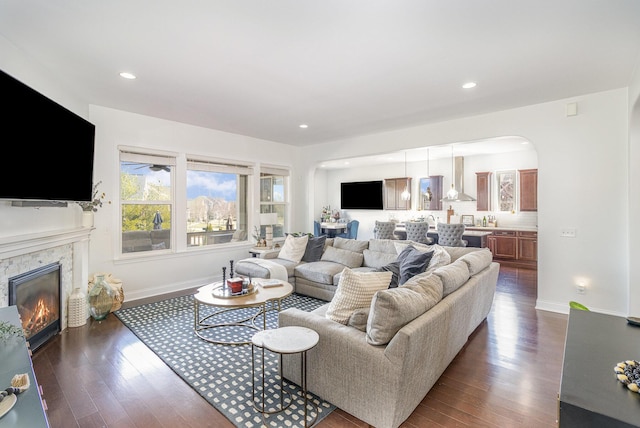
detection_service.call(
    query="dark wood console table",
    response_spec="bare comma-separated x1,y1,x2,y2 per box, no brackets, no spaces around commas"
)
559,308,640,427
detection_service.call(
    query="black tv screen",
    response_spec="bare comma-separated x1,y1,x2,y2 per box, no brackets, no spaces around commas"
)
0,69,95,202
341,180,384,210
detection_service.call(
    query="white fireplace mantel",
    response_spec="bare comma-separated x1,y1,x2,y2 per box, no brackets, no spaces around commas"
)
0,227,93,330
0,227,92,260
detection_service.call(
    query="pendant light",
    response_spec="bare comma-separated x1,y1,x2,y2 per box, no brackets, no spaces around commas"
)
400,152,411,201
424,148,432,202
446,145,459,200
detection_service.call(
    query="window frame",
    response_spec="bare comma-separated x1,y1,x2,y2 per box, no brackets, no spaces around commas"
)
259,166,290,241
186,156,254,249
119,148,176,256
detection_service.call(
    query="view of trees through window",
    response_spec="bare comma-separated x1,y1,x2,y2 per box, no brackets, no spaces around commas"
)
120,159,173,253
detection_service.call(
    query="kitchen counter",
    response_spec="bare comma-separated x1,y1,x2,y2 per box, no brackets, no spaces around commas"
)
466,226,538,232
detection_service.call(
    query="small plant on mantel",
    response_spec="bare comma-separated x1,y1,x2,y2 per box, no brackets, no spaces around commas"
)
78,181,111,212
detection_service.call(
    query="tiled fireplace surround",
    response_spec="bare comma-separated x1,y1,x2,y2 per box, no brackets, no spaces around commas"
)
0,228,92,331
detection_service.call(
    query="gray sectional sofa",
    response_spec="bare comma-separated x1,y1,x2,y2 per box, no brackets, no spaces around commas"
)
278,247,500,428
236,236,499,428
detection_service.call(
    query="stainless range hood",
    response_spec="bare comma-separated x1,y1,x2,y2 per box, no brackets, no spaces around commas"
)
441,156,476,202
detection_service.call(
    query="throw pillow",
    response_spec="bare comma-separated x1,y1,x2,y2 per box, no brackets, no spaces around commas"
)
396,245,434,285
366,277,443,346
394,241,450,271
347,307,370,332
277,234,309,263
376,261,400,288
302,235,327,262
320,245,364,268
325,268,392,324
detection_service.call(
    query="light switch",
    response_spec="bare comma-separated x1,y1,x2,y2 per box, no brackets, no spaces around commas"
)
566,102,578,116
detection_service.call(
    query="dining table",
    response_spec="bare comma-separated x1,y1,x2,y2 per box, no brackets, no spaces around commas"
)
320,222,347,238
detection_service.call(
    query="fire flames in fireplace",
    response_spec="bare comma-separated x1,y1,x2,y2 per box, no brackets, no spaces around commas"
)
22,296,55,339
9,262,61,351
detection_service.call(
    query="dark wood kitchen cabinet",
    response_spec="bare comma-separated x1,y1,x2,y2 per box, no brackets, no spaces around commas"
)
476,172,491,211
519,169,537,211
384,177,411,210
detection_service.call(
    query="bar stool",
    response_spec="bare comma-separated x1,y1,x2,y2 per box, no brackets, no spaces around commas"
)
251,326,320,427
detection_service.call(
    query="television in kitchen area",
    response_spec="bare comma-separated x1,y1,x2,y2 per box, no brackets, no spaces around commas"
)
0,69,95,203
340,180,384,210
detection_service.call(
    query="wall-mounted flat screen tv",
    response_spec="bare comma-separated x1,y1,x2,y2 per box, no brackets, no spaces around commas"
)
340,180,384,210
0,69,95,202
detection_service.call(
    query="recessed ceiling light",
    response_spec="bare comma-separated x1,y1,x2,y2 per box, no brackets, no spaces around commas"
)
462,82,476,89
299,124,308,129
119,72,136,80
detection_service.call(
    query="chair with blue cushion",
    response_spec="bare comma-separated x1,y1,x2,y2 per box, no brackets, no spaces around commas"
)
314,220,325,237
336,220,359,239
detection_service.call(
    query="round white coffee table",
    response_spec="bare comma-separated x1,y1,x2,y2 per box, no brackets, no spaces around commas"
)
251,326,320,427
193,280,293,345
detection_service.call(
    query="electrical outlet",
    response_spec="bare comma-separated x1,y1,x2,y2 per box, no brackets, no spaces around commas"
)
576,284,586,294
561,228,577,238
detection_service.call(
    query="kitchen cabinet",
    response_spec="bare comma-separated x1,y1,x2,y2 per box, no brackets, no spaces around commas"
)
427,175,443,211
517,231,537,262
490,230,517,259
475,172,491,211
479,228,537,269
519,169,537,211
384,177,411,210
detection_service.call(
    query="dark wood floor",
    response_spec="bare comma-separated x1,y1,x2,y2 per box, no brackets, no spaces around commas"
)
32,266,567,427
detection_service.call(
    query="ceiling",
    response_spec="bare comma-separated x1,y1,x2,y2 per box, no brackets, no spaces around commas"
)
1,1,639,147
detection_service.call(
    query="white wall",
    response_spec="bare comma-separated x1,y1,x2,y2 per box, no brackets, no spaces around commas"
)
87,106,300,300
299,88,630,316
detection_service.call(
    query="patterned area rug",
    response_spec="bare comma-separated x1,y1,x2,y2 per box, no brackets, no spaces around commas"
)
114,293,335,428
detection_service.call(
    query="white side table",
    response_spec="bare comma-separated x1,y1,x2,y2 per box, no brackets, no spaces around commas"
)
249,247,281,259
251,326,320,427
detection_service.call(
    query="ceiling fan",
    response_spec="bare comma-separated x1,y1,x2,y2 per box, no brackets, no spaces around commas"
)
122,162,170,172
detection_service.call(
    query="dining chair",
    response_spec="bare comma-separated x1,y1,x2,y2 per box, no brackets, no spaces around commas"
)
436,223,467,247
314,221,325,237
336,220,359,239
404,221,433,245
373,221,396,240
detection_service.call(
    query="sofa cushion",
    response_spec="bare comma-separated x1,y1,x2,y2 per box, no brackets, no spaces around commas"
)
294,261,346,285
302,235,327,262
325,268,392,324
321,245,364,268
365,275,443,345
458,248,493,276
333,236,369,253
278,234,309,263
394,241,450,270
433,258,470,296
367,238,400,254
363,248,398,268
397,245,434,285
